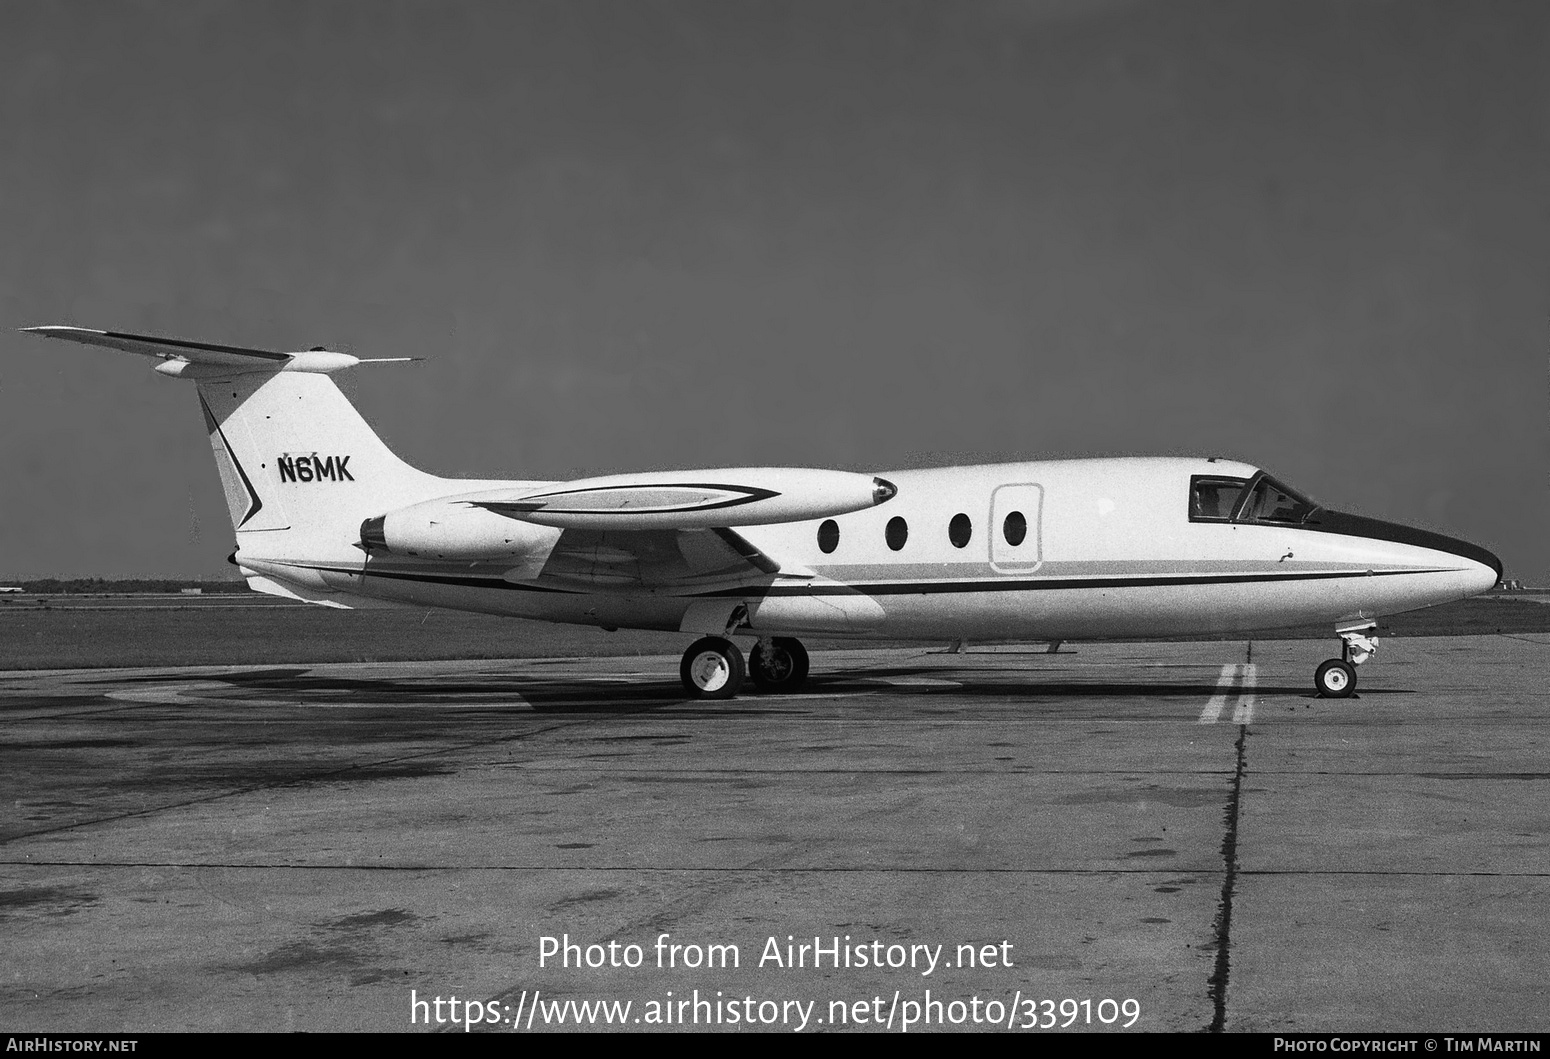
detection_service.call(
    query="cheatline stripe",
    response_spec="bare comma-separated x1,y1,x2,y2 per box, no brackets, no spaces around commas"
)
692,568,1442,597
303,564,1440,598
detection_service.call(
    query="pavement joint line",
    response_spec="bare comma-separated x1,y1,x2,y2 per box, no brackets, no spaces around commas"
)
1236,869,1550,877
0,860,1232,873
1206,722,1248,1033
10,708,1550,727
1,765,1509,778
2,860,1546,876
1,709,1332,723
473,767,1244,775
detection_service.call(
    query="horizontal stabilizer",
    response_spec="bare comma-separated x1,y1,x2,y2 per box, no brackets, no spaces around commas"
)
21,326,414,375
23,326,291,366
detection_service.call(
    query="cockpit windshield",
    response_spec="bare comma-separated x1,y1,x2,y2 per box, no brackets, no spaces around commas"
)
1237,476,1318,524
1189,473,1319,525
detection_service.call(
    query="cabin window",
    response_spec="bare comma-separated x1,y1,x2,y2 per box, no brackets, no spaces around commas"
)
948,513,972,548
1002,511,1027,547
885,516,908,551
817,519,839,554
1189,476,1249,522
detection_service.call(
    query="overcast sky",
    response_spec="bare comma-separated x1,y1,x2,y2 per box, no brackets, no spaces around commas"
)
1,0,1545,582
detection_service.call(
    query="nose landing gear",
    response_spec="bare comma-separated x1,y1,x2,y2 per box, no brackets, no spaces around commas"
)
1315,621,1379,698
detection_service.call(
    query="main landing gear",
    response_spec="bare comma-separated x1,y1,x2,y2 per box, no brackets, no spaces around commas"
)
1314,622,1380,698
749,637,810,692
679,636,810,699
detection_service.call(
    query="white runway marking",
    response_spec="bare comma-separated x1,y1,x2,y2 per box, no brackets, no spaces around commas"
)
1198,664,1256,725
1231,663,1257,725
1197,665,1235,724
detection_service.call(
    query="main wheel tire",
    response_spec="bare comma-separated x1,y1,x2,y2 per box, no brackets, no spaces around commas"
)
1314,658,1356,698
680,637,746,699
749,637,810,692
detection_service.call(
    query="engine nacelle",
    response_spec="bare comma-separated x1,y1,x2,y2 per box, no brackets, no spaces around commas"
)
360,500,561,561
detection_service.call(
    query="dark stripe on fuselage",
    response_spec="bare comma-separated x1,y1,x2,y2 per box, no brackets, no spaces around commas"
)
691,568,1438,597
316,565,1436,598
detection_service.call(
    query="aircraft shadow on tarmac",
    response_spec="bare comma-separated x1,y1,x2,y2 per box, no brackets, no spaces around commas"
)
85,664,1410,713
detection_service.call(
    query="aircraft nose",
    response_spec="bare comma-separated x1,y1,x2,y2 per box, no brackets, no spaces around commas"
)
1310,510,1502,589
1452,542,1505,596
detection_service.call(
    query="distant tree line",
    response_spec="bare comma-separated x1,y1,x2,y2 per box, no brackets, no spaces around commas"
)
6,578,252,594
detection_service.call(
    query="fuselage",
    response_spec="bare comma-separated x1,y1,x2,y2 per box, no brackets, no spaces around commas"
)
249,456,1501,642
24,327,1502,697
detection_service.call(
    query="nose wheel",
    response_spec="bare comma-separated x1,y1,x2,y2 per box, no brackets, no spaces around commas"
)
1315,622,1379,698
680,637,746,699
1314,658,1356,698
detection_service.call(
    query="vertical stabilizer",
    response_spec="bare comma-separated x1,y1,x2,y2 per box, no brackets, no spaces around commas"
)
19,323,458,551
200,384,291,532
21,326,485,600
194,371,446,544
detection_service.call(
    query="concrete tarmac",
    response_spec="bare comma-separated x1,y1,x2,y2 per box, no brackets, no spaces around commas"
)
1,635,1546,1033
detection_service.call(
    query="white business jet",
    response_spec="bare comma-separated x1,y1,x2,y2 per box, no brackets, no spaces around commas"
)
23,327,1501,700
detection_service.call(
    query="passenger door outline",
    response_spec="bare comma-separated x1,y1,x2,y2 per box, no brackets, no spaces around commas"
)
990,483,1043,573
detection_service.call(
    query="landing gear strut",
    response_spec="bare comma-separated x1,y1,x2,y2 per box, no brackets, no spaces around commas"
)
1314,621,1380,698
749,637,810,692
680,637,746,699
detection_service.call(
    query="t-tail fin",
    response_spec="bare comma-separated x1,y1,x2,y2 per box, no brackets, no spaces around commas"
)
194,369,446,539
21,326,449,549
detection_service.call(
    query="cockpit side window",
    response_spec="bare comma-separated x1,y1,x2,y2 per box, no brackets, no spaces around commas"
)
1189,476,1249,522
1236,476,1317,524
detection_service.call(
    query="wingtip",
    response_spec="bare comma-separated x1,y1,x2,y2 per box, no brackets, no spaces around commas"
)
20,325,99,337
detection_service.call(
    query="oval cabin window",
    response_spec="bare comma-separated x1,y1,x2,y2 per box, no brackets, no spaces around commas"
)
948,513,972,548
817,519,840,554
885,516,908,551
1003,510,1027,547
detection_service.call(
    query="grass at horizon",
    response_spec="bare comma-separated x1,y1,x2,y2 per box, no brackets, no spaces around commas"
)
0,596,1545,671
